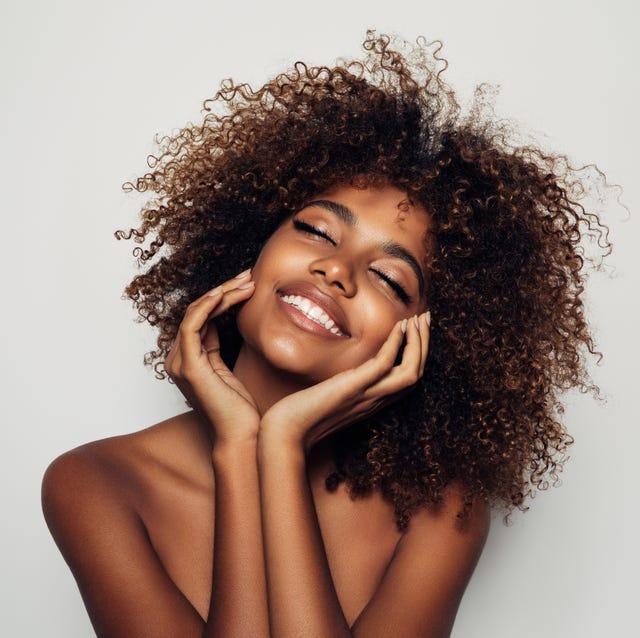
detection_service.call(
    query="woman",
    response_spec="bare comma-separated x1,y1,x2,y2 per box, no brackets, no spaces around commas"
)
42,33,608,637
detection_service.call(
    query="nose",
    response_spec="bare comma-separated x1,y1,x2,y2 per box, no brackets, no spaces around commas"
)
309,254,357,297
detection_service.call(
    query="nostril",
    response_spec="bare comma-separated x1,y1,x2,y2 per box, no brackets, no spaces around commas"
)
311,260,355,296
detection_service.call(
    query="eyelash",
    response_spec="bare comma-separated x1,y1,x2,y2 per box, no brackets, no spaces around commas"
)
370,269,412,304
293,219,336,245
292,218,412,305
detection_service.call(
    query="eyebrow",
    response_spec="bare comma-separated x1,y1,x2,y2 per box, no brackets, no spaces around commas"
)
304,199,426,296
306,199,357,226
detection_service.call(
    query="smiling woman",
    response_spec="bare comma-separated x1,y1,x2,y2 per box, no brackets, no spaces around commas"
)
41,32,609,638
235,185,431,388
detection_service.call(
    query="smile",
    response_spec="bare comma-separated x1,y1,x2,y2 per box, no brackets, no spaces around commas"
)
279,294,345,336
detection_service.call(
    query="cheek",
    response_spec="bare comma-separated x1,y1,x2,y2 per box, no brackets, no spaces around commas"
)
234,242,304,346
350,293,401,356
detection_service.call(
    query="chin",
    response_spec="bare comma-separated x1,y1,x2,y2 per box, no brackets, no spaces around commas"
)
256,332,339,384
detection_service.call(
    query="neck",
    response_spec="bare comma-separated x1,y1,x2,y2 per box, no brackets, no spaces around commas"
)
232,342,312,415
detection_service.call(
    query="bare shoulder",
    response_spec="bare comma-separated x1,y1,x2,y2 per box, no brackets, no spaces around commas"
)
41,412,214,636
41,411,212,551
351,485,490,638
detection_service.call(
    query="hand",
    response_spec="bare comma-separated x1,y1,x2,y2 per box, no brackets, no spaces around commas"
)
260,311,431,451
164,270,261,444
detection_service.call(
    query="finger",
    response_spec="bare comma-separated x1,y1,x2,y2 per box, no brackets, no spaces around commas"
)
367,315,422,397
284,319,406,422
401,314,422,378
195,283,256,351
349,319,408,388
180,281,255,360
165,344,184,384
197,273,253,341
189,269,252,321
418,311,431,373
205,282,255,320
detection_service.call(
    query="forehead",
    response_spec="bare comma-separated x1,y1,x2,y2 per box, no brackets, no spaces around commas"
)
311,184,431,256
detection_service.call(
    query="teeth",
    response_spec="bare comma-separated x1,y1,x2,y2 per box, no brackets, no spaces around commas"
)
299,298,312,314
281,294,344,336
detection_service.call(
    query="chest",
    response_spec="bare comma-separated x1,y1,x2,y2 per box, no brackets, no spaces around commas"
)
140,473,401,623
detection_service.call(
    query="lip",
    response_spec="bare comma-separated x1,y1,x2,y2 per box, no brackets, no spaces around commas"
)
276,281,350,338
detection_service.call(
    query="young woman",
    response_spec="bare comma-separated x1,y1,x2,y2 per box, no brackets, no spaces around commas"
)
42,33,608,638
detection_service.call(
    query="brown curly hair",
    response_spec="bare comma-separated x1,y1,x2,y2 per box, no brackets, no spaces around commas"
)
117,32,609,529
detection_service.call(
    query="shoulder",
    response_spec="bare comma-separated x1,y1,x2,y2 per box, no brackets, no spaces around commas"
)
41,411,212,549
352,485,490,638
394,484,490,592
41,412,214,636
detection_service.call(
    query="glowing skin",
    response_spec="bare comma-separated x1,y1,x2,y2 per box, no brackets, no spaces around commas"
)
234,184,431,406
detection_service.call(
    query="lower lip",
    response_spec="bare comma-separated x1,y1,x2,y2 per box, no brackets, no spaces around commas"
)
276,295,346,339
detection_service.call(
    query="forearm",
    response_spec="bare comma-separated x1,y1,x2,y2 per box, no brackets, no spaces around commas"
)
206,440,269,638
257,428,351,638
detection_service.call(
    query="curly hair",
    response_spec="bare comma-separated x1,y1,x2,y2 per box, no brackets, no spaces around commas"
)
117,32,609,529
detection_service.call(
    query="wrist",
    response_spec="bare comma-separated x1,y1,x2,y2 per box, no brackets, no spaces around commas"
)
211,435,258,466
257,418,306,464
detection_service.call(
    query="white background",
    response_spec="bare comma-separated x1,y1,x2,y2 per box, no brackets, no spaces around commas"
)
1,1,638,636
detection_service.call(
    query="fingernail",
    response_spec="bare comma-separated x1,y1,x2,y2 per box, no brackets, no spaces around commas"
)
238,281,255,290
401,318,408,333
425,311,431,326
413,315,419,329
235,269,251,279
207,286,222,297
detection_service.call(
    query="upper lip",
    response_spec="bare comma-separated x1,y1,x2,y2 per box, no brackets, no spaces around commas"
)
277,281,351,337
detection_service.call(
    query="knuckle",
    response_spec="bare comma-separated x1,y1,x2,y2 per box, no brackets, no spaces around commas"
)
374,349,393,366
402,370,419,386
180,360,198,380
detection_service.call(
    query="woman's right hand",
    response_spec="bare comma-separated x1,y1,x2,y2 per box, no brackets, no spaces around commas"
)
164,269,260,445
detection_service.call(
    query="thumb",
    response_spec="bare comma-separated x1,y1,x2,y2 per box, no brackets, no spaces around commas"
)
200,319,229,373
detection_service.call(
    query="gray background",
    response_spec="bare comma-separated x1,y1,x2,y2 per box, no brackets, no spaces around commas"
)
2,0,638,636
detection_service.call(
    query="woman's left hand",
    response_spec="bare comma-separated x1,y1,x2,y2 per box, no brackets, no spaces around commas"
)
260,311,430,451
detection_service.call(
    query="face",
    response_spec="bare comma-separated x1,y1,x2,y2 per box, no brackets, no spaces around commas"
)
236,183,431,383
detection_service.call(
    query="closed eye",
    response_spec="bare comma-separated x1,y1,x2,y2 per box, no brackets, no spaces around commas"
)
292,218,336,245
293,217,412,305
370,269,412,305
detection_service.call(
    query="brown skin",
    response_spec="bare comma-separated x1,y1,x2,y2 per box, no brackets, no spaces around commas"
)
111,33,609,529
235,184,430,399
43,185,489,637
43,32,609,637
42,414,487,637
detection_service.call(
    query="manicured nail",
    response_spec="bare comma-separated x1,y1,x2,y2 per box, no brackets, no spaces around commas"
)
425,311,431,326
235,269,251,279
207,286,222,297
413,315,419,329
401,318,408,333
238,281,255,290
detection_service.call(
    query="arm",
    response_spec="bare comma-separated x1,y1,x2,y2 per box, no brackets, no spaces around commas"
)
258,311,488,637
164,271,269,638
257,440,488,638
209,440,267,638
43,272,269,638
350,492,489,638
